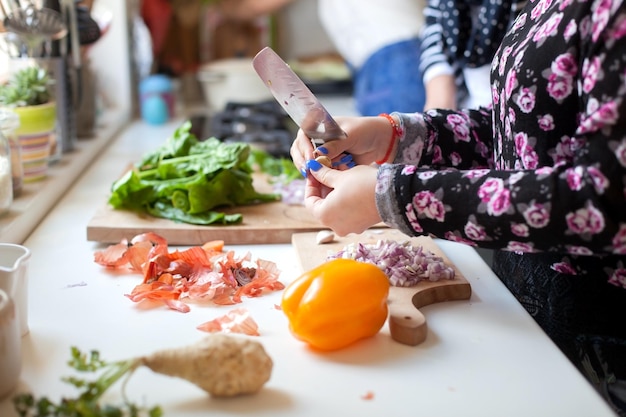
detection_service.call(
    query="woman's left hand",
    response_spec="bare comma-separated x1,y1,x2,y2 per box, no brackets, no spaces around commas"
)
290,116,395,175
303,161,382,236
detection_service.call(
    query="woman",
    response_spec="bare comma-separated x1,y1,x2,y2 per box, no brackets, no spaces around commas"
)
216,0,427,115
291,0,626,414
420,0,527,109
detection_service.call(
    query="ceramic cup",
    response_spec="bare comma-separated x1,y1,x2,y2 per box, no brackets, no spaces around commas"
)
0,288,21,399
0,243,31,336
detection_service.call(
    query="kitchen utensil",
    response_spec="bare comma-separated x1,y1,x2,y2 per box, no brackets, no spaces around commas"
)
64,0,79,67
0,31,27,57
3,5,67,57
62,0,81,107
0,243,31,337
252,47,347,147
292,229,472,346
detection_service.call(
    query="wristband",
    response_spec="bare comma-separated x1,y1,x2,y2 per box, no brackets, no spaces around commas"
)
376,113,402,165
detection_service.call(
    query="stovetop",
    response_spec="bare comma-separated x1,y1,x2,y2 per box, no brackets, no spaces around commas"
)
189,101,298,158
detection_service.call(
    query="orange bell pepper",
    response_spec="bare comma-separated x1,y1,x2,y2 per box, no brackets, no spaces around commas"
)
281,258,390,351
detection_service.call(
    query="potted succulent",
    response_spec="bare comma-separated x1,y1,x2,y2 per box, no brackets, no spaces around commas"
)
0,65,57,182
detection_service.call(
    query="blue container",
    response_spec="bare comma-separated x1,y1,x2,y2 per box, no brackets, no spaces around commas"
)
139,75,175,125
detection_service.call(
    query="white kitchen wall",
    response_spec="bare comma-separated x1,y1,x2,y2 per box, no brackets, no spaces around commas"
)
84,0,132,118
277,0,336,60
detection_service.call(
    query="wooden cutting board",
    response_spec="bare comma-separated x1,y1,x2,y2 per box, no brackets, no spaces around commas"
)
86,173,354,245
291,229,472,346
87,199,327,245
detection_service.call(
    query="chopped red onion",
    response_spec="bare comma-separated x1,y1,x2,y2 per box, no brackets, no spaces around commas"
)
273,178,305,205
326,239,455,287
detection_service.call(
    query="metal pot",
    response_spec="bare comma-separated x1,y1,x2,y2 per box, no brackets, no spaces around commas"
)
197,58,272,112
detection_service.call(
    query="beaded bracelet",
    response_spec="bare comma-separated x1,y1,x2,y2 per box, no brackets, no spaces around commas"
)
376,113,402,165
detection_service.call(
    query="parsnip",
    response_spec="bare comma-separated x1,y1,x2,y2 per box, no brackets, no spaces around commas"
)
141,333,273,397
14,334,274,416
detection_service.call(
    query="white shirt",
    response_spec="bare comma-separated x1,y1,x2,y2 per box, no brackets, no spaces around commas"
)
462,65,493,108
317,0,426,69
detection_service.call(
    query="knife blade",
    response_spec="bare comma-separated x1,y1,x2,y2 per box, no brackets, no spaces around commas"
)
252,47,347,148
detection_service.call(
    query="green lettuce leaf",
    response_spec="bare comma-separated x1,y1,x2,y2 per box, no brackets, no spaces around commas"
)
108,120,282,225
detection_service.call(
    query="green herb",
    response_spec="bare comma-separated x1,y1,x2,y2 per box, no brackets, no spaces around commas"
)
248,148,302,184
13,335,273,416
108,120,291,225
0,66,52,107
12,347,162,417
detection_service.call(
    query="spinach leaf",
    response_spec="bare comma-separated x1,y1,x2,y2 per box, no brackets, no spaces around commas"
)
108,120,282,225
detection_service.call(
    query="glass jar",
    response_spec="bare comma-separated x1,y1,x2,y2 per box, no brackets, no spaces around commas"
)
0,128,13,215
0,109,22,197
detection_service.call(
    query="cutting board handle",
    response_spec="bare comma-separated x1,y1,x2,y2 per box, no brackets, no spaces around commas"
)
388,282,472,346
291,231,472,347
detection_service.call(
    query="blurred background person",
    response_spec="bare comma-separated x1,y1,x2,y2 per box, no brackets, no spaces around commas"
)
420,0,526,110
216,0,427,116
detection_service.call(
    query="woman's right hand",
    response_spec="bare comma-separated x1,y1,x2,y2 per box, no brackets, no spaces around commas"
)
290,115,396,174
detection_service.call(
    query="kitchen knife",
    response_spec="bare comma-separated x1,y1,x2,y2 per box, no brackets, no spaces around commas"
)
252,46,347,147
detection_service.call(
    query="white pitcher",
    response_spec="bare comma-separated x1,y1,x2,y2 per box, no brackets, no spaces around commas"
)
0,288,21,399
0,243,31,336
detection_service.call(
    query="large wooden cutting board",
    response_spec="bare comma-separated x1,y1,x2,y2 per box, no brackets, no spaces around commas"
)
87,199,327,245
87,173,348,245
292,229,471,346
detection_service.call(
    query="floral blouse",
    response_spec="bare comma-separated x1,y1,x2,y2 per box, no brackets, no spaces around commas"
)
377,0,626,410
377,0,626,290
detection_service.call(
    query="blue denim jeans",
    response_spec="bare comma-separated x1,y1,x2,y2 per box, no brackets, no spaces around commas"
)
352,38,426,116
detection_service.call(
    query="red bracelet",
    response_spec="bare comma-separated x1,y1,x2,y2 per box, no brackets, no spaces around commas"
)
376,113,402,165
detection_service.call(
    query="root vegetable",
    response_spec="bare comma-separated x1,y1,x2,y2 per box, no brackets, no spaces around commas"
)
13,334,274,416
141,333,273,397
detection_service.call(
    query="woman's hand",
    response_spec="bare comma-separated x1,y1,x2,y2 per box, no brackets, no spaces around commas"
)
290,116,395,174
303,162,382,236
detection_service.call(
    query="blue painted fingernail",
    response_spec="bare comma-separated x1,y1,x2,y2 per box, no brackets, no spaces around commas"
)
316,146,329,155
306,159,323,171
347,161,356,169
300,168,307,178
340,154,353,163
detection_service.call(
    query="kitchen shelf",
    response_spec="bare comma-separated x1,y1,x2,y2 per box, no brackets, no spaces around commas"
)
0,109,130,244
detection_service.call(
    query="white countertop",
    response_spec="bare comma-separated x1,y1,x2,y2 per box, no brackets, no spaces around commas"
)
0,101,618,416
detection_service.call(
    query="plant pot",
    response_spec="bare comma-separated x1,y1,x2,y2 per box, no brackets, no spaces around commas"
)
13,102,56,183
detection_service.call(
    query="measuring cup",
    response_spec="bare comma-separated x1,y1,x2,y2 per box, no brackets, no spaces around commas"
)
0,243,31,336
